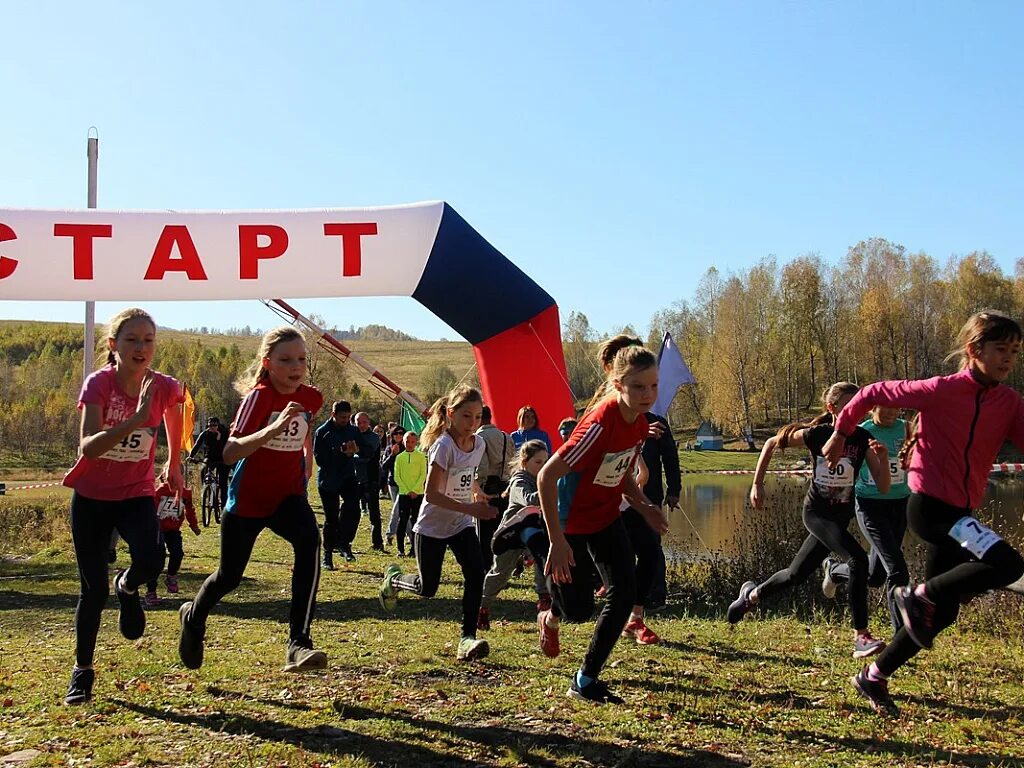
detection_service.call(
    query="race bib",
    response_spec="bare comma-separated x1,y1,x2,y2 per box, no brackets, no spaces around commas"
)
264,411,308,452
156,495,181,521
102,428,155,463
949,516,1003,559
445,466,475,502
593,447,636,488
814,456,855,489
863,460,906,487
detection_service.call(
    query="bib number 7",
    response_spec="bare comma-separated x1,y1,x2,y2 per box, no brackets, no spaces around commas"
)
949,516,1003,559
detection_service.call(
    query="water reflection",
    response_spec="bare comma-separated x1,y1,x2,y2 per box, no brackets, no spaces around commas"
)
665,474,1024,558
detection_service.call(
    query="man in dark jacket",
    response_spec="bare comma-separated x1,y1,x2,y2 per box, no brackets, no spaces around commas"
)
642,412,681,608
313,401,359,568
354,412,384,552
188,417,230,511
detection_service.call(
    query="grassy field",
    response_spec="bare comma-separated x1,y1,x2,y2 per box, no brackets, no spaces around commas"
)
2,489,1024,767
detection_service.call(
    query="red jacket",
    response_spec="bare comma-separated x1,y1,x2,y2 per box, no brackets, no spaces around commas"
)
154,483,198,532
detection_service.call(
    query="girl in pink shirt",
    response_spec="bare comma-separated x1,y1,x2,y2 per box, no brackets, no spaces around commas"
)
825,310,1024,716
63,308,184,706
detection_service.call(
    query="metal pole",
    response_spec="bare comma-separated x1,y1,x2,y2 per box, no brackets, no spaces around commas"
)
84,128,98,384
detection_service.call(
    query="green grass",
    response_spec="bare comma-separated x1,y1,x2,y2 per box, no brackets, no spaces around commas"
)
2,491,1024,767
677,450,761,473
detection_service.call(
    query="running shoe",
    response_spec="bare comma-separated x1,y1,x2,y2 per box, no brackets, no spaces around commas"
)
850,666,899,717
727,580,757,624
491,506,542,556
821,556,838,599
536,593,553,613
853,632,886,658
537,610,560,658
379,564,402,611
284,638,328,672
165,574,179,594
567,677,624,705
477,607,491,631
144,591,162,608
894,586,936,649
456,636,490,661
322,552,335,571
342,547,356,563
622,617,660,645
64,667,94,706
113,571,146,640
178,601,205,670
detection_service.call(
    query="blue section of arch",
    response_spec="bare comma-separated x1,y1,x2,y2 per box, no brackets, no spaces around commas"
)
412,203,555,345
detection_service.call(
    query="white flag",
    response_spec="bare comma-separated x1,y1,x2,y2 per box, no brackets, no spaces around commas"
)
650,332,695,419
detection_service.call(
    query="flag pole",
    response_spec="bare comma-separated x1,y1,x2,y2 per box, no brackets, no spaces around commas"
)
83,127,99,384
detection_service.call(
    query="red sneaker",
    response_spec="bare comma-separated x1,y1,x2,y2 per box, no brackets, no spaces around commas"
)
477,607,490,631
537,610,560,658
622,617,660,645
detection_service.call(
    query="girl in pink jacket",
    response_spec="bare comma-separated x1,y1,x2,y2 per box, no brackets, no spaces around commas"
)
824,310,1024,716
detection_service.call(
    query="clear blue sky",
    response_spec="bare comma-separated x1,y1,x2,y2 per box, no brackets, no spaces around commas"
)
3,2,1022,340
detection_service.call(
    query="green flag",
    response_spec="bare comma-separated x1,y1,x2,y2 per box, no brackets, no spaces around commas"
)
400,399,426,435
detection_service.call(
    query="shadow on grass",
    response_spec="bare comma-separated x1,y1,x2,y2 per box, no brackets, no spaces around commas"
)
909,693,1024,722
213,595,473,623
118,699,750,767
784,728,1020,767
687,641,815,668
0,589,78,612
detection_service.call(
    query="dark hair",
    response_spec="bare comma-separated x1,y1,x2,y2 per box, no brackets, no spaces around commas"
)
206,417,220,426
776,382,859,449
946,309,1023,369
481,405,493,423
333,400,352,414
558,417,577,435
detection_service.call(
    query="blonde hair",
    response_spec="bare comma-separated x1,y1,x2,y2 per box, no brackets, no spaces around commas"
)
945,309,1022,370
776,381,859,449
103,307,156,366
585,338,657,413
420,384,483,451
234,326,305,395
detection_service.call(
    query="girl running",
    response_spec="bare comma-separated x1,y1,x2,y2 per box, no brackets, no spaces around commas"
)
824,310,1024,716
63,307,185,705
482,439,550,631
729,383,892,661
178,326,326,672
144,474,200,605
821,406,912,633
538,337,669,704
378,385,497,661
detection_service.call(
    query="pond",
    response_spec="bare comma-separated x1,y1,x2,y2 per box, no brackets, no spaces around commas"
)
664,473,1024,558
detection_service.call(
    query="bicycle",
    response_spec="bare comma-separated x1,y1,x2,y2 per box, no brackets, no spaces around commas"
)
199,463,223,527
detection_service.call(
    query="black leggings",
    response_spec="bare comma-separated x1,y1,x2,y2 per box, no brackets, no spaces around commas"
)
757,503,870,630
147,530,185,592
394,526,484,639
396,494,422,554
549,516,636,680
622,507,662,609
829,495,909,631
875,492,1024,676
71,493,164,667
190,495,321,643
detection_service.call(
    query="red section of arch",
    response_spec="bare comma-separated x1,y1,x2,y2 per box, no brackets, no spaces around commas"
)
473,303,574,448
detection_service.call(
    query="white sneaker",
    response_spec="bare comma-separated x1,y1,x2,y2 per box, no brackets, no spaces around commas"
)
821,556,838,599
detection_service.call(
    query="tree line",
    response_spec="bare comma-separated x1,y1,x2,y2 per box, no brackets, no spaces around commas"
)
636,239,1023,439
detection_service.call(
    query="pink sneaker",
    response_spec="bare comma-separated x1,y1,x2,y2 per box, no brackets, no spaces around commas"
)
622,617,660,645
165,575,179,594
144,591,162,607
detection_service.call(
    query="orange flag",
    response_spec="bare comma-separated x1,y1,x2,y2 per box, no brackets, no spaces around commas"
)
181,384,196,453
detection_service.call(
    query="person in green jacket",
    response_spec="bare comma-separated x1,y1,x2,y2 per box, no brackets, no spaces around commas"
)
393,431,428,556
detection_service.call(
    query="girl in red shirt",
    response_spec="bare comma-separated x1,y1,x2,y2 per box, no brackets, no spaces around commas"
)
538,338,668,705
178,327,326,673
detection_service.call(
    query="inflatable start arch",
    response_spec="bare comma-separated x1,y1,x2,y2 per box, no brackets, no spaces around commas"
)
0,202,574,436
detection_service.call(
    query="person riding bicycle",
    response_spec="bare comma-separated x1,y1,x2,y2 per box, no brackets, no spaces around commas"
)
188,417,230,511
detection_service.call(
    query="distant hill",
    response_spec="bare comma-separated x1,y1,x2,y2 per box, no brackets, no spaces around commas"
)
179,322,417,342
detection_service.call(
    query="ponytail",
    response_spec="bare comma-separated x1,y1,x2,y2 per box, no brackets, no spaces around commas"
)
775,381,858,449
420,384,482,451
